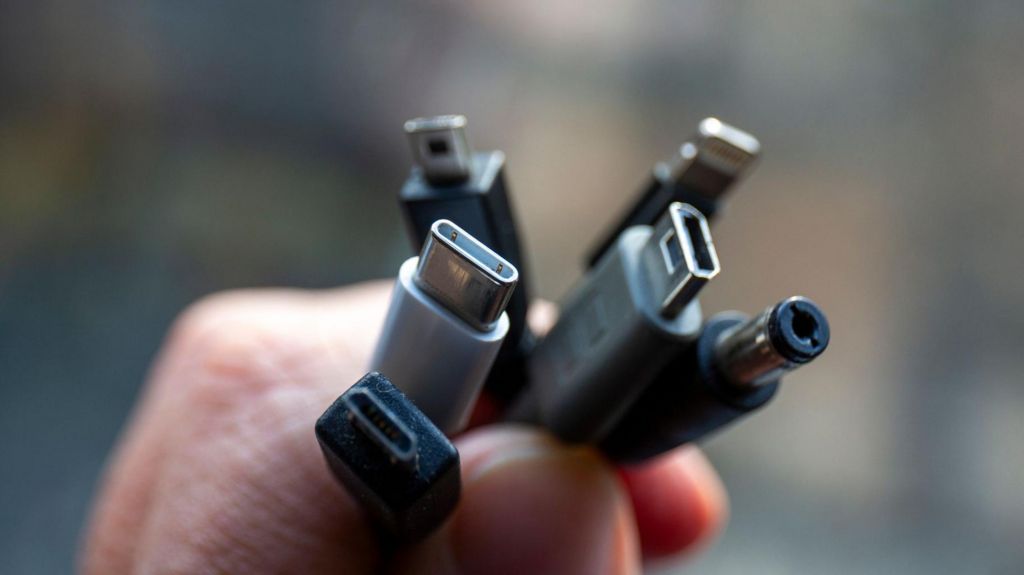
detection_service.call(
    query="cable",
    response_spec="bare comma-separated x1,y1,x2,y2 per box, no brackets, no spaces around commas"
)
508,202,720,443
599,296,830,463
398,115,533,403
316,372,461,541
585,118,760,267
371,218,518,434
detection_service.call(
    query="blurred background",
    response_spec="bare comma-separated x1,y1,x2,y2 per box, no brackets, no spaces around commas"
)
2,1,1022,573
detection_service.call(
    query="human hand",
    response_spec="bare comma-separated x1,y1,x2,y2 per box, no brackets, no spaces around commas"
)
80,281,727,574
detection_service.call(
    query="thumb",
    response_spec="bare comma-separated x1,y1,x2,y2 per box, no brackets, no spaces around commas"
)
391,426,640,575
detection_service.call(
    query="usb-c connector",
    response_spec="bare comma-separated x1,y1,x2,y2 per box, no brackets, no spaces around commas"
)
398,115,533,403
371,221,518,434
415,220,518,332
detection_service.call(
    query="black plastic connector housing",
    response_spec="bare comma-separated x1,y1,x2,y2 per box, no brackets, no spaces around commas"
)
315,372,460,541
400,150,532,402
586,169,716,269
599,315,776,463
600,297,830,464
585,119,760,268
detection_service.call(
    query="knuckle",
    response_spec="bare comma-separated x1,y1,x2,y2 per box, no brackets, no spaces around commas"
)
159,290,298,410
169,290,263,349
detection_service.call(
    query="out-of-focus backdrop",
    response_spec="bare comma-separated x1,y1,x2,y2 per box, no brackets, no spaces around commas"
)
2,1,1022,573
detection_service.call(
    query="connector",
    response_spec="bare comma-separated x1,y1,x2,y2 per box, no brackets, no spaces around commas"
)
316,372,461,541
585,118,760,268
415,220,518,332
714,296,830,389
507,203,716,443
662,118,761,200
599,297,830,463
398,115,533,403
344,388,418,468
371,220,518,434
642,202,720,318
404,115,474,185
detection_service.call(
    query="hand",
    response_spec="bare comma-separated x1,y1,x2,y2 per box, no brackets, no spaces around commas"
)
80,281,727,574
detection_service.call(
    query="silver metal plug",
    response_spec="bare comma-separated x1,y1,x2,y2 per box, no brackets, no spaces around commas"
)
404,115,474,185
414,219,519,331
713,296,831,390
663,118,761,199
642,202,720,318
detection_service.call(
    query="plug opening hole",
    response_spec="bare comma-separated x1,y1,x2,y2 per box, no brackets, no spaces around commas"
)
682,214,715,272
791,307,819,347
660,230,684,273
428,138,449,155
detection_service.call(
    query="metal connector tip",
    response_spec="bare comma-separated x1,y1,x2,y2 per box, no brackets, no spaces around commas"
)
404,115,474,185
768,296,830,363
666,118,761,199
414,219,519,331
643,202,720,318
343,385,419,468
713,296,830,389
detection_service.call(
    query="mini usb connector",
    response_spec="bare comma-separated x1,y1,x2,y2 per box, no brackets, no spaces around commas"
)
643,202,720,318
398,115,533,403
508,203,717,443
404,115,474,185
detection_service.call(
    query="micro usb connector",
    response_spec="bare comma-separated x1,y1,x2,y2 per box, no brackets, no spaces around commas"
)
586,118,759,267
508,202,719,444
344,388,418,467
399,115,532,403
372,219,518,434
316,372,460,541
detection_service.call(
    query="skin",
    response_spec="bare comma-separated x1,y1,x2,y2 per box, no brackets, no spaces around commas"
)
79,281,728,574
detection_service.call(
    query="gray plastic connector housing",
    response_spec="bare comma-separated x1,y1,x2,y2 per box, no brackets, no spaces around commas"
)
371,257,510,434
516,227,704,443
